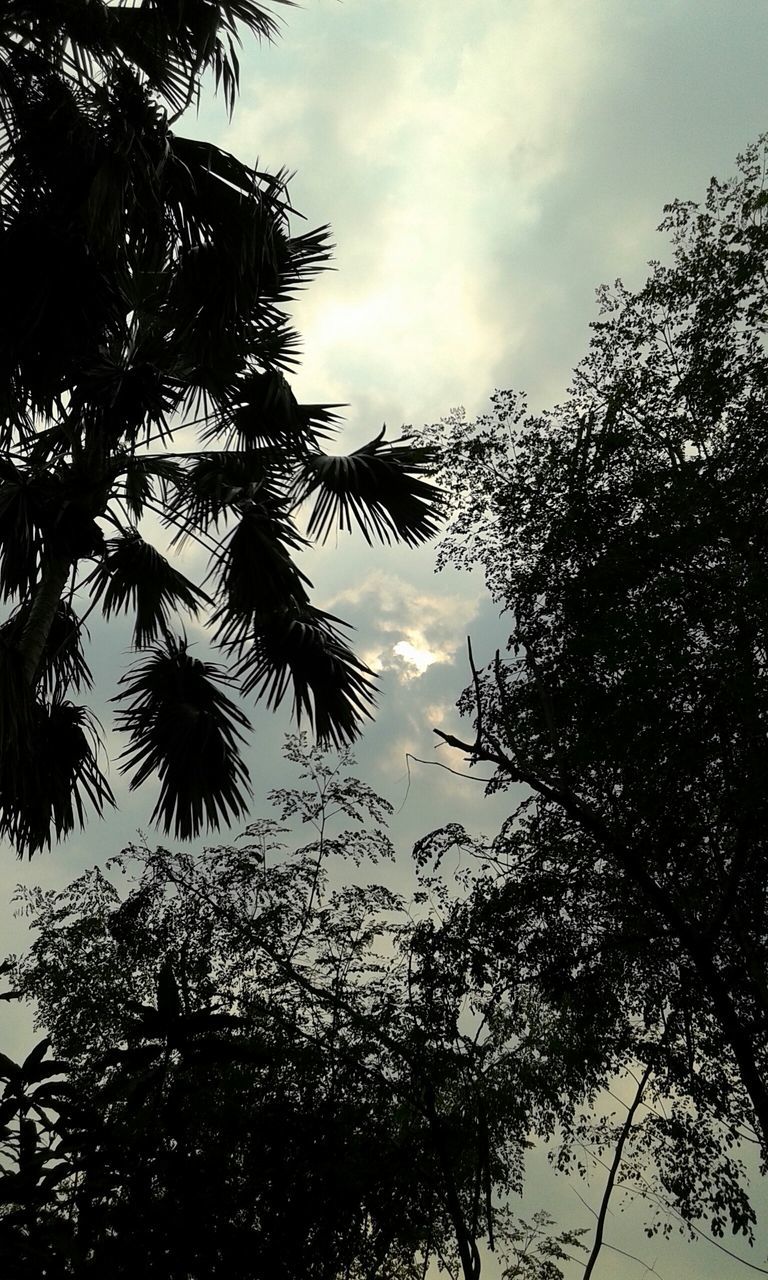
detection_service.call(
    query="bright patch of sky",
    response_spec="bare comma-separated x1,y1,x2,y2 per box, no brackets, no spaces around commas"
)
391,639,443,677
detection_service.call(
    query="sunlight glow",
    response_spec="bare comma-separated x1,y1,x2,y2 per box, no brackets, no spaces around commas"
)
392,640,440,676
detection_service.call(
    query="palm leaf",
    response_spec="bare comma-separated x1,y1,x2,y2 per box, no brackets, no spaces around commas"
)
0,638,32,768
164,452,282,544
103,7,201,116
0,697,114,859
107,1,290,117
212,500,310,628
235,604,376,747
0,600,91,697
201,368,340,451
119,456,186,522
71,354,181,447
0,461,47,601
294,430,442,547
114,637,252,839
91,532,211,648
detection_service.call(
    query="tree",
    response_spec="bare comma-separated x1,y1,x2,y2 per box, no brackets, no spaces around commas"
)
4,738,585,1279
0,1,440,855
414,137,768,1246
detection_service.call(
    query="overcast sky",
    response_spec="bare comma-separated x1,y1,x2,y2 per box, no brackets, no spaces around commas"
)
3,2,768,1275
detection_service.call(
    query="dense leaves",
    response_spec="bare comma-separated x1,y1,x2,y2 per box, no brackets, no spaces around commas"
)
114,638,251,838
0,0,440,853
414,137,768,1243
2,739,586,1280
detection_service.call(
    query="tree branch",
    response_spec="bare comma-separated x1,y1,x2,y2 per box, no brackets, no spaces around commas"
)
582,1057,654,1280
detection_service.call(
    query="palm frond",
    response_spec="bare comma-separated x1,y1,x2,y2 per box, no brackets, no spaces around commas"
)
106,1,290,117
103,7,200,116
0,697,114,859
71,354,181,448
202,3,293,117
211,501,310,628
91,532,211,648
235,605,376,747
118,456,186,522
280,223,336,298
201,368,341,451
163,452,283,544
0,462,47,601
294,429,443,547
0,636,32,765
0,600,91,698
114,637,252,839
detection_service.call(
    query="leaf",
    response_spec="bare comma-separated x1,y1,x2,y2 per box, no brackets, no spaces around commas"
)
24,1061,70,1087
0,698,115,858
91,530,210,647
203,368,340,450
0,600,92,698
0,1052,19,1081
0,461,47,601
294,430,442,547
212,499,311,627
21,1039,50,1081
114,636,252,839
0,1096,19,1128
120,455,185,522
235,605,377,747
164,451,281,544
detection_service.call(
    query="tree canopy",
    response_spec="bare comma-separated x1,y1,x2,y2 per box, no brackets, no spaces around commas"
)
414,136,768,1248
2,737,588,1280
0,0,440,855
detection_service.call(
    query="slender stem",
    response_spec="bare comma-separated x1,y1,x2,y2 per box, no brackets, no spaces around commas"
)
582,1058,654,1280
423,1081,481,1280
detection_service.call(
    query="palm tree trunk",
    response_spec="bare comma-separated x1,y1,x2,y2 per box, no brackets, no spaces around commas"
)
19,554,72,686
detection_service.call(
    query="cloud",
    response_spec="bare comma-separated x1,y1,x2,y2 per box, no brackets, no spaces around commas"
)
208,0,615,429
392,639,446,678
326,569,480,679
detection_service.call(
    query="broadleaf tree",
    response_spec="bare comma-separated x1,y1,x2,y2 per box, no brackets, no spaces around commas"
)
0,1,440,855
413,137,768,1245
3,737,588,1280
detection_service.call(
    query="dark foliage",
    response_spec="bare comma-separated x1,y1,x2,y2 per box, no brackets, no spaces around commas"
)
0,0,440,854
415,138,768,1244
1,740,585,1280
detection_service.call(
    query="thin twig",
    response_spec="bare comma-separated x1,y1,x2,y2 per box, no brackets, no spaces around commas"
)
583,1058,654,1280
467,635,484,751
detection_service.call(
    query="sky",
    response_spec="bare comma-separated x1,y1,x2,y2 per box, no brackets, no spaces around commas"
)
3,1,768,1276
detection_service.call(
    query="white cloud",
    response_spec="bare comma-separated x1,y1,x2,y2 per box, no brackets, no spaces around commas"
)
325,569,480,680
392,639,443,677
214,0,615,426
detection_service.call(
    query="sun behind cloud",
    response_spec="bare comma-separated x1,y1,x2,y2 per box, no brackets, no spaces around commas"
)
392,639,442,677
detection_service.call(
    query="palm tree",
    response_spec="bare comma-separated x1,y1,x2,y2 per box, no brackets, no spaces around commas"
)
0,2,440,855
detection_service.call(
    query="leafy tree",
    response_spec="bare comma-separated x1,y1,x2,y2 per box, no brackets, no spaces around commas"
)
0,1,439,855
0,1038,75,1278
414,137,768,1248
5,738,585,1280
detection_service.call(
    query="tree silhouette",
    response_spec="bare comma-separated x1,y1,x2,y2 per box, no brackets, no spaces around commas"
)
0,1,440,854
4,739,588,1279
415,136,768,1250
